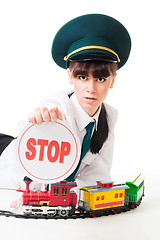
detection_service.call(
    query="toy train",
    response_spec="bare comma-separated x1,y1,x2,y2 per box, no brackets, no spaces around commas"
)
5,174,144,219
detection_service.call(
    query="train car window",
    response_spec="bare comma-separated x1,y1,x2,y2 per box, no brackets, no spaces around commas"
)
53,187,59,196
96,196,100,201
62,188,67,196
101,195,105,200
115,193,118,198
119,193,123,198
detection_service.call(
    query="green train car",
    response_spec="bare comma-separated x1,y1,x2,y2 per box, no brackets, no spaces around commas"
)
125,174,145,208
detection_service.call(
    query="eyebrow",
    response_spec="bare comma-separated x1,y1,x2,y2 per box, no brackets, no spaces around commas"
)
73,69,89,77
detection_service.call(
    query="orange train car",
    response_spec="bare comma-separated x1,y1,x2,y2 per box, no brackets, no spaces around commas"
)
78,180,129,213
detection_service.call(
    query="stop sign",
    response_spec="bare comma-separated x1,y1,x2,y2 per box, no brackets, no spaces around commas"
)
17,120,80,183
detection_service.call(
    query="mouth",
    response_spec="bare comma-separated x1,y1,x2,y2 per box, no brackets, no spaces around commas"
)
84,97,97,102
85,97,97,100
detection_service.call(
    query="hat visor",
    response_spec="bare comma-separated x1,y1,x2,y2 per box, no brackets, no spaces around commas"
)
68,53,118,63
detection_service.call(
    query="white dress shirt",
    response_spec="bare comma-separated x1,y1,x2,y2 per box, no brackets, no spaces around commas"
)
0,90,118,189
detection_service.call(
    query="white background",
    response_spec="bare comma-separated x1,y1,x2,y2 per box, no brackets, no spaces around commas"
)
0,0,159,239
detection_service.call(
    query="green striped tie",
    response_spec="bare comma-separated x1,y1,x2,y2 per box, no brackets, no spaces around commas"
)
66,122,94,182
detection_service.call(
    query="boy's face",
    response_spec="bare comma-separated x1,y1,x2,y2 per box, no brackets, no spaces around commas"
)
67,67,116,116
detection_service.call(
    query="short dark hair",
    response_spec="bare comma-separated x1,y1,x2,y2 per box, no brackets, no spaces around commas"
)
68,60,118,78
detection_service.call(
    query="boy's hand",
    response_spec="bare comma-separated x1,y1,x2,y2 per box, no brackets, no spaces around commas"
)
28,107,63,125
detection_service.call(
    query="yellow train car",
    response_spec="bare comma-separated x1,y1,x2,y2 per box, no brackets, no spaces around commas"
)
78,181,129,212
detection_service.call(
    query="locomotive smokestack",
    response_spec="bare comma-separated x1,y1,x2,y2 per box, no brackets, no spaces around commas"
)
23,176,32,193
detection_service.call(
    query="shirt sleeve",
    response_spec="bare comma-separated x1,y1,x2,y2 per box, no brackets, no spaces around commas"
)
0,91,74,189
0,139,25,188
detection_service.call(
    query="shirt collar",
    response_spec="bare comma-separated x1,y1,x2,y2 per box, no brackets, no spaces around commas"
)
70,93,101,132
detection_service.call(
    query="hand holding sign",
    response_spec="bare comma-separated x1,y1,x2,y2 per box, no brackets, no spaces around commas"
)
28,107,63,125
17,121,80,183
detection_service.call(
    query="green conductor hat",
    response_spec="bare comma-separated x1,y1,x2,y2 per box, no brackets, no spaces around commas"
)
51,14,131,69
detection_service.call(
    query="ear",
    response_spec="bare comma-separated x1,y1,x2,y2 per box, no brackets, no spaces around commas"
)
110,73,117,89
67,68,73,85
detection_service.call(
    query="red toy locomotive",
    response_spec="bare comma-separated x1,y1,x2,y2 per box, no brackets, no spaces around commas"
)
17,177,77,217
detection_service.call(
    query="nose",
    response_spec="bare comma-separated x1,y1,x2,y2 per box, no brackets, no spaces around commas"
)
86,79,96,93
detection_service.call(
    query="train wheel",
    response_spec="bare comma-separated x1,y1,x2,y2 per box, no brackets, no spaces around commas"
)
34,213,43,216
47,210,57,217
131,203,135,209
113,210,118,214
92,212,97,218
58,209,69,217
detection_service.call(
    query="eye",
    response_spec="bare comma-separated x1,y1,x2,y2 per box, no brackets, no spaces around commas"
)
79,75,87,81
97,77,106,82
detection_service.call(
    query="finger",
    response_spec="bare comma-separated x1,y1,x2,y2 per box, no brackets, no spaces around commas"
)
10,199,19,208
34,107,43,124
49,108,58,122
54,107,63,120
28,112,36,124
41,107,51,122
10,199,22,208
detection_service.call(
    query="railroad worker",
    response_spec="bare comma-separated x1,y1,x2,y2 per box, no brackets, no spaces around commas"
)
0,14,131,189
